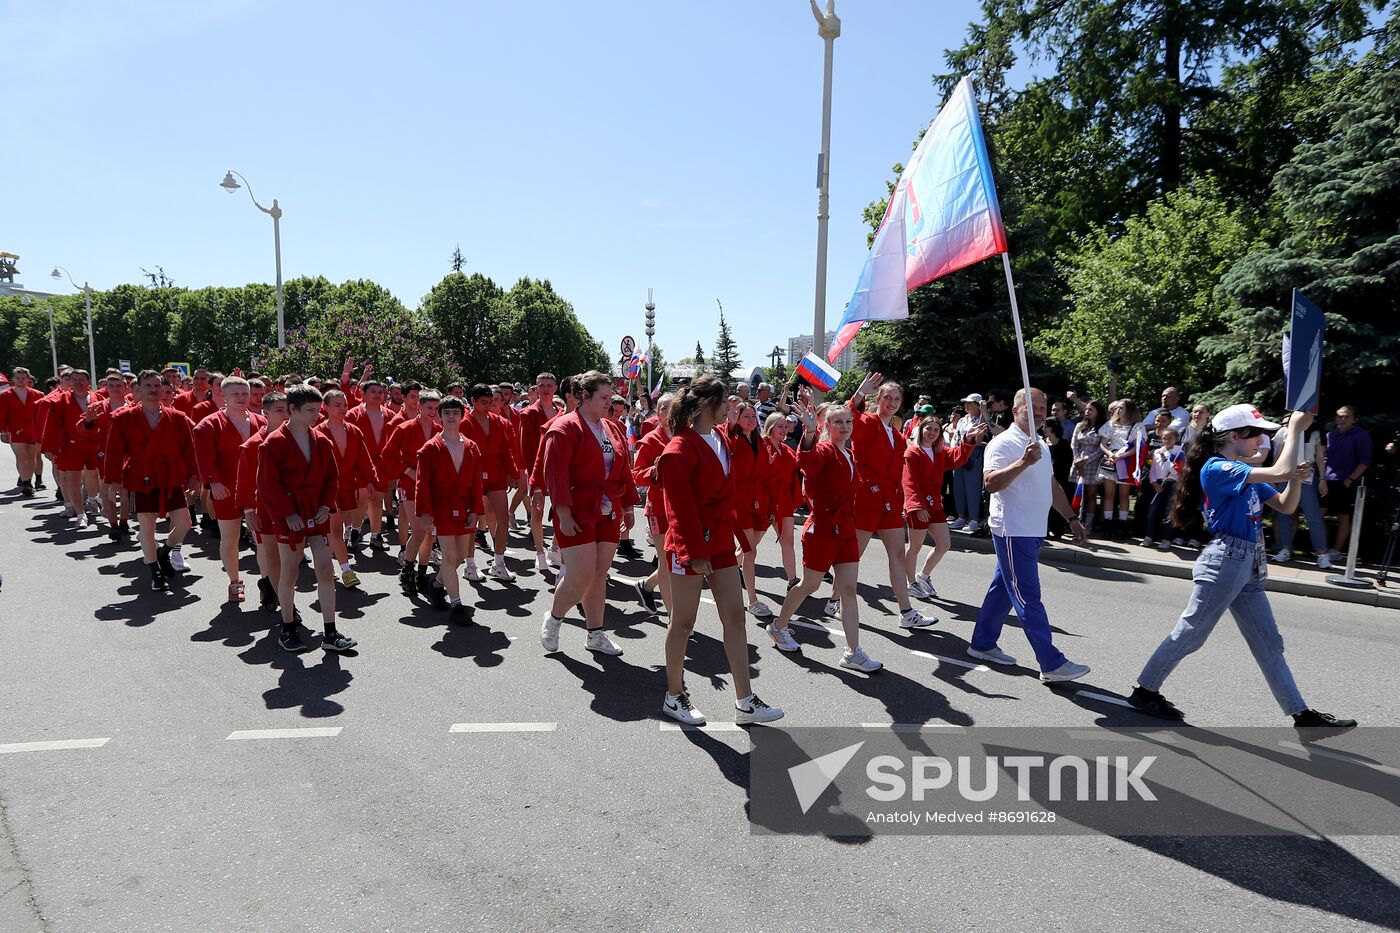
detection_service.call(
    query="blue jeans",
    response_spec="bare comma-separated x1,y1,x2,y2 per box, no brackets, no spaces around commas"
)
952,446,984,521
1145,481,1177,540
1137,535,1307,715
1273,482,1326,555
972,535,1068,673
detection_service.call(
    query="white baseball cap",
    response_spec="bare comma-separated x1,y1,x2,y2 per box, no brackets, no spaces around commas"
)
961,393,984,403
1211,404,1280,433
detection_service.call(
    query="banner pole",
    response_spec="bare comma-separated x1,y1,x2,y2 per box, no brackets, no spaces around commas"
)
1000,251,1037,439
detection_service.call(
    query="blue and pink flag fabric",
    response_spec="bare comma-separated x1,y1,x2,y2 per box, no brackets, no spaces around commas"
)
827,76,1008,364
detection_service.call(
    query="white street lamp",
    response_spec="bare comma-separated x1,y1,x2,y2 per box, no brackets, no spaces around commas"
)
21,294,58,378
50,265,95,377
220,170,286,349
809,0,840,367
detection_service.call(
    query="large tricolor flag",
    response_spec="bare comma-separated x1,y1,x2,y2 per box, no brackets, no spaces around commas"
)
827,76,1008,363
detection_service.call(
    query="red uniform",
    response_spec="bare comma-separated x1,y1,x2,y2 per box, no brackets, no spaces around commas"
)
0,386,42,444
382,417,440,501
542,411,637,548
172,390,198,417
463,411,519,493
190,398,218,425
314,420,380,512
902,439,977,529
337,377,364,406
640,414,660,440
257,424,338,546
632,427,671,538
725,423,769,532
235,426,275,542
414,434,485,536
848,399,906,533
345,403,400,481
518,399,563,491
658,428,742,575
41,392,104,471
193,410,266,519
799,440,859,572
499,404,525,475
103,405,197,516
31,388,66,450
763,438,802,522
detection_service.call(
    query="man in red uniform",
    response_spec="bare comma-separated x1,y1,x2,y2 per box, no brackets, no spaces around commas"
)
415,396,484,618
257,384,355,654
33,370,73,499
172,368,210,417
40,369,104,527
103,370,199,591
0,367,43,496
237,391,288,613
193,376,264,601
87,373,134,538
517,372,563,572
345,379,399,551
384,391,441,592
315,388,379,589
463,383,520,582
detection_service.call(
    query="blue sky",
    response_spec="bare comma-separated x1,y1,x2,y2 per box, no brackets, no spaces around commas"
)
4,0,1014,371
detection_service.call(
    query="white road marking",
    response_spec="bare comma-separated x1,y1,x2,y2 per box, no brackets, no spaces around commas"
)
225,727,343,741
1070,690,1136,709
1066,729,1180,744
449,722,558,733
860,722,963,732
0,737,110,754
1278,741,1400,778
910,650,990,672
659,722,742,732
700,596,715,605
789,618,841,635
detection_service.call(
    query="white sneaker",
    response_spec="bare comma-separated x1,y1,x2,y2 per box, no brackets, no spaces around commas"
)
540,613,563,653
1040,660,1091,683
948,518,967,530
661,690,705,726
1272,549,1292,564
747,600,774,619
967,646,1017,666
1157,540,1172,551
489,558,516,582
735,694,784,724
585,629,623,656
535,550,549,573
75,513,89,529
84,496,101,515
547,545,562,568
1317,553,1334,570
168,547,188,573
1172,537,1185,546
899,607,937,629
915,573,937,599
964,520,982,534
823,598,841,620
767,623,800,652
462,559,482,582
1141,537,1154,548
840,646,883,672
1326,549,1343,561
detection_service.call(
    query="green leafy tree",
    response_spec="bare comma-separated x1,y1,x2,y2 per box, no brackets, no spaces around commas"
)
712,311,741,385
497,277,608,384
420,272,509,383
263,302,462,387
692,341,707,375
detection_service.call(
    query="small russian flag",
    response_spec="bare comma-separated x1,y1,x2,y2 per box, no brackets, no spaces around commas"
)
1070,479,1084,515
795,352,841,392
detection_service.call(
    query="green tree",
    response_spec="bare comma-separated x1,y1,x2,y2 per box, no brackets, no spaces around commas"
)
420,272,509,383
712,311,741,385
498,277,607,384
1031,183,1252,403
263,302,462,387
692,341,707,374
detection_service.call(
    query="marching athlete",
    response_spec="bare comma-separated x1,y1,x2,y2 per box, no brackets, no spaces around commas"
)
517,373,564,572
314,389,379,589
386,391,443,595
237,392,289,613
462,383,520,582
40,369,104,527
0,368,42,496
630,393,673,615
345,379,399,550
415,396,484,621
192,376,264,601
726,403,774,619
902,415,984,598
761,412,801,590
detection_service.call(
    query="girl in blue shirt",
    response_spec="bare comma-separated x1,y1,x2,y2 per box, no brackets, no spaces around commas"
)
1128,404,1355,729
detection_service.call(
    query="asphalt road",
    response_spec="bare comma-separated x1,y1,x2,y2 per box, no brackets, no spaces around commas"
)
1,458,1397,932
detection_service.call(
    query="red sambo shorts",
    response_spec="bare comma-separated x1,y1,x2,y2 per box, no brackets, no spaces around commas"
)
801,520,859,573
209,488,244,521
55,447,100,473
554,511,622,550
904,507,947,530
131,487,188,517
275,516,331,548
854,484,904,533
666,547,739,576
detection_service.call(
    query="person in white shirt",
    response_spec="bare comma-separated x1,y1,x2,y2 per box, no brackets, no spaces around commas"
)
1143,386,1191,434
968,388,1092,682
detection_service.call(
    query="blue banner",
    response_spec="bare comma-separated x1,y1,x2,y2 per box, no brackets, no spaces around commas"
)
1283,290,1324,412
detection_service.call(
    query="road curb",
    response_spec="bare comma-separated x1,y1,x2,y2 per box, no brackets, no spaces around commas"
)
947,533,1400,610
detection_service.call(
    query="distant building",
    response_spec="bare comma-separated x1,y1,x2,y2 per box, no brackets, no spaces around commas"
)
788,331,858,373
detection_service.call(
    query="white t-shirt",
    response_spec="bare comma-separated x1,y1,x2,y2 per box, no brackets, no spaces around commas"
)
984,423,1052,538
702,429,730,474
1144,406,1190,434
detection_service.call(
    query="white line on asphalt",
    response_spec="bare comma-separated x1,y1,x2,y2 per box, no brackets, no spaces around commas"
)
700,596,715,605
225,727,343,740
1278,741,1400,778
1070,690,1136,709
789,618,841,635
910,650,990,672
449,722,558,733
1066,729,1179,744
860,722,963,732
659,722,743,732
0,738,110,754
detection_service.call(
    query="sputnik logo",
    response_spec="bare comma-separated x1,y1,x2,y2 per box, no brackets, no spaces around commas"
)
788,742,865,814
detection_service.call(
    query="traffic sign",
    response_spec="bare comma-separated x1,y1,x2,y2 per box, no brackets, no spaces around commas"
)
620,335,635,359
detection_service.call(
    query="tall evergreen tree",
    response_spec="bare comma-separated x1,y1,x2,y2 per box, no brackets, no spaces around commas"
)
712,310,742,385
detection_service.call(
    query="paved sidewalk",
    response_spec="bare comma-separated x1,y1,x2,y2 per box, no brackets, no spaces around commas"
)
946,532,1400,610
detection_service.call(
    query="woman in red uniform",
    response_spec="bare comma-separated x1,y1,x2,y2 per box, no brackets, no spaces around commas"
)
843,372,935,629
463,383,520,583
102,370,199,591
761,412,801,590
768,402,883,672
538,371,636,657
415,396,484,622
314,389,378,590
656,375,783,726
517,373,564,571
193,376,264,601
257,384,355,654
726,403,774,620
629,392,673,615
237,392,289,613
0,368,43,497
902,416,985,599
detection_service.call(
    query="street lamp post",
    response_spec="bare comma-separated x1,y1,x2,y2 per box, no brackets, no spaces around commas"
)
21,295,58,378
809,0,840,364
50,266,95,377
220,170,286,349
644,289,656,398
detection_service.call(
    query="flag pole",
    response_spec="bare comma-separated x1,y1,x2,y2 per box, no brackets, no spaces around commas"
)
1000,251,1037,440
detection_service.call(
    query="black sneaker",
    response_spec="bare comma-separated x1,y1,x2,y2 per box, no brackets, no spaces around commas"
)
1129,686,1185,721
118,523,133,538
786,578,800,591
448,603,473,625
257,577,279,612
149,563,169,592
617,539,642,560
427,582,448,610
279,627,307,653
823,571,834,584
19,480,35,499
240,528,254,548
107,526,121,543
199,513,214,533
156,544,175,577
399,565,418,595
33,477,46,491
349,529,363,549
475,530,488,548
634,580,659,614
322,630,357,653
1293,709,1357,730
